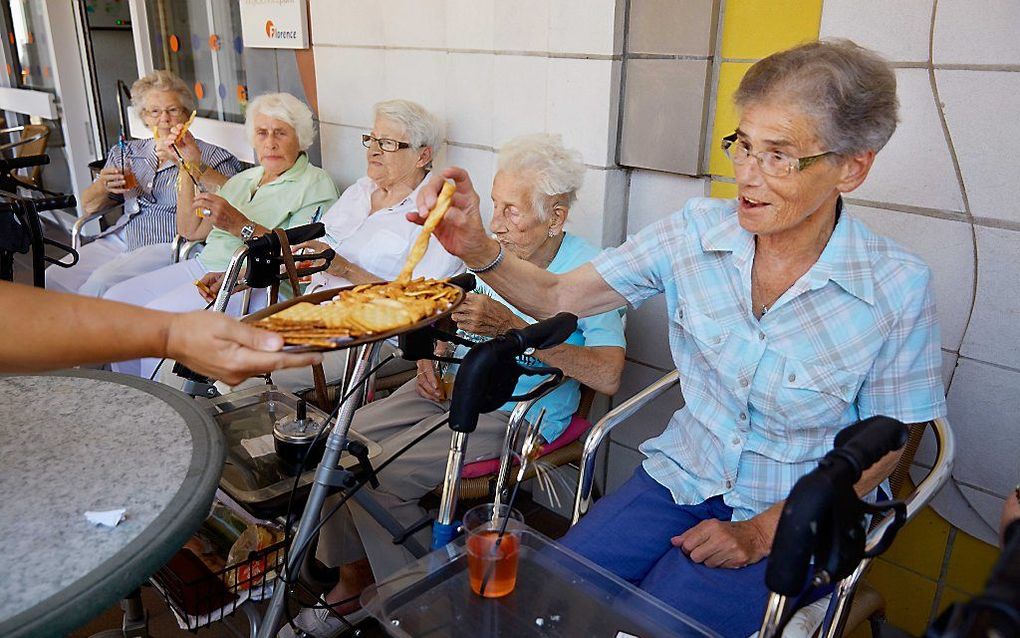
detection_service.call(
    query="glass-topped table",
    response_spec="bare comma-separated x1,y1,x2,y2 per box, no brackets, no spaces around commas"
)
202,385,382,518
362,529,720,638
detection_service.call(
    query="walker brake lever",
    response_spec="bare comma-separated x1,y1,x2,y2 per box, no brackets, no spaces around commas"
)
292,248,335,278
347,439,379,488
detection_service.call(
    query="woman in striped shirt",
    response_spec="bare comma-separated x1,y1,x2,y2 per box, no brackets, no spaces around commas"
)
45,70,240,297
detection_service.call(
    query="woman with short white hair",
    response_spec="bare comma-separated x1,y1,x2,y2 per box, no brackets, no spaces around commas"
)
281,132,626,637
45,69,240,296
105,92,338,379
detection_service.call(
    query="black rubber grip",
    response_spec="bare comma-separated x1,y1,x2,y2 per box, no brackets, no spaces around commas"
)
511,312,578,352
766,471,834,595
246,222,325,251
448,272,476,292
834,416,908,476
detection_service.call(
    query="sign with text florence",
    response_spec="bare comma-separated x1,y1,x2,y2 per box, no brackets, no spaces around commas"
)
239,0,309,49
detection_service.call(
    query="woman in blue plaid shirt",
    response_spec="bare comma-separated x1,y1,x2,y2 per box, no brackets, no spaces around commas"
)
412,40,947,636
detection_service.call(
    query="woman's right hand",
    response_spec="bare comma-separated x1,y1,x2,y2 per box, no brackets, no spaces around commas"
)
196,271,225,303
98,166,129,194
415,359,444,402
410,167,499,268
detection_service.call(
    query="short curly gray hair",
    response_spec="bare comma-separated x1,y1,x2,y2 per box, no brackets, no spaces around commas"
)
130,70,195,119
497,133,586,221
245,92,316,151
734,39,899,155
373,99,443,151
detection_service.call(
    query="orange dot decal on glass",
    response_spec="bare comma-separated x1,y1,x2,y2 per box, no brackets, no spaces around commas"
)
208,34,220,51
27,32,34,44
236,84,248,104
194,82,205,100
42,66,50,78
7,33,14,45
169,34,179,52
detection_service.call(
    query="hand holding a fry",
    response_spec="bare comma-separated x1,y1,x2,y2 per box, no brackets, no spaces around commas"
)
451,293,523,337
195,271,225,303
410,168,499,270
170,122,202,165
153,132,178,165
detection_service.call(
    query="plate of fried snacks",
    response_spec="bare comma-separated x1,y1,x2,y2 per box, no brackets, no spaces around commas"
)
244,278,463,350
243,181,463,350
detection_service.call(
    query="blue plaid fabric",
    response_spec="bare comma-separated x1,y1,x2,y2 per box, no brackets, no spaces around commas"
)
591,197,946,521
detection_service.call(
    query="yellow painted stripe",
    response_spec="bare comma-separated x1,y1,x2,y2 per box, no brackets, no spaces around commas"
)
708,62,753,177
709,179,737,199
720,0,823,60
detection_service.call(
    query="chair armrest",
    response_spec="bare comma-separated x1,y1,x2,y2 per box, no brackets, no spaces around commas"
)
571,369,680,523
868,416,954,548
181,240,204,261
800,417,955,638
71,211,109,250
170,234,206,263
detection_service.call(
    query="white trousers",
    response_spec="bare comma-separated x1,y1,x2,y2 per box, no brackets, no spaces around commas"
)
44,228,172,297
104,258,266,379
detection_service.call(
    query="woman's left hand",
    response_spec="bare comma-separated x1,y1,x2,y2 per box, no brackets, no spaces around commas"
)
193,193,248,235
671,518,771,569
450,293,521,337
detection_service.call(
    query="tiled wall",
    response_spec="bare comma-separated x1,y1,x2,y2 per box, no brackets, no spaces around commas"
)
307,0,628,249
817,0,1020,547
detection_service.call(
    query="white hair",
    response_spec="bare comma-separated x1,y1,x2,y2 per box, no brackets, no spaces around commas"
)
245,92,315,151
130,70,195,118
497,133,585,221
373,99,443,151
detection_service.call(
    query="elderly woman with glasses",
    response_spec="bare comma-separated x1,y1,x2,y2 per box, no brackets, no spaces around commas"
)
241,99,462,394
105,92,338,379
46,70,240,296
411,40,946,636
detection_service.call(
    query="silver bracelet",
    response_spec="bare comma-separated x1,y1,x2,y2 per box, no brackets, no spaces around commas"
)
468,242,504,274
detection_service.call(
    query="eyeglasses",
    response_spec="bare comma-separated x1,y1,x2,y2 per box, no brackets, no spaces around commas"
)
142,106,186,118
362,134,412,152
721,133,836,177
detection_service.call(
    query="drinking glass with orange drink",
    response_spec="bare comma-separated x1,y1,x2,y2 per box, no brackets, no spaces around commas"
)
463,503,523,598
120,165,138,191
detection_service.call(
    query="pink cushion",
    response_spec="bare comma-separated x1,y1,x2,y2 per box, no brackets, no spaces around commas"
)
460,415,591,479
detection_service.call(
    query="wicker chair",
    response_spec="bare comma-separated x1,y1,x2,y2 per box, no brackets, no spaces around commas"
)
0,124,50,188
446,385,598,501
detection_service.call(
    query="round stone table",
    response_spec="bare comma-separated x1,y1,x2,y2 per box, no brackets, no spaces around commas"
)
0,370,224,638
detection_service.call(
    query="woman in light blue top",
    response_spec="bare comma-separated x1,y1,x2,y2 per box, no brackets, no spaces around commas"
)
411,40,946,637
283,133,627,638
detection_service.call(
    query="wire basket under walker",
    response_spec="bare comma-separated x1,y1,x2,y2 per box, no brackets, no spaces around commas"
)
150,537,286,631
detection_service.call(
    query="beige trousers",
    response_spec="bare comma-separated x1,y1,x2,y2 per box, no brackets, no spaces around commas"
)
315,379,510,580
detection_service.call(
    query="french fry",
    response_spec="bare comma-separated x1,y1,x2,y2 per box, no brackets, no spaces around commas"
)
175,110,197,144
395,181,455,283
194,279,212,297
